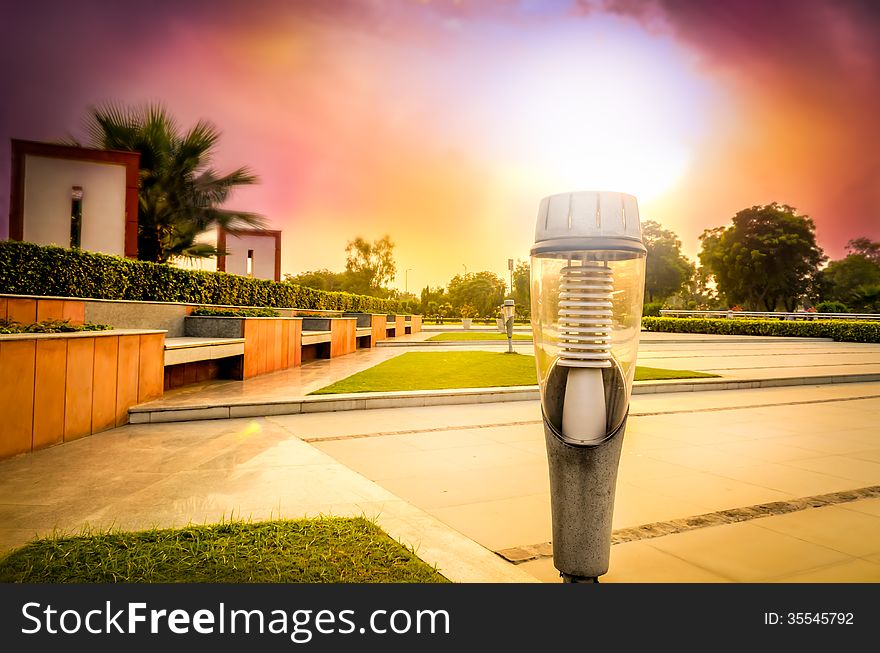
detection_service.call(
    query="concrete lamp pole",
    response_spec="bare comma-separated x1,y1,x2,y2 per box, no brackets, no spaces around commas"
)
529,191,647,583
405,268,412,294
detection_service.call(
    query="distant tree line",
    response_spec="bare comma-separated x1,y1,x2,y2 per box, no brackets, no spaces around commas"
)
286,236,398,299
644,203,880,314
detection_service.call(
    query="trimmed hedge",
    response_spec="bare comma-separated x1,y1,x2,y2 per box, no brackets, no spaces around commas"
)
815,301,849,313
642,302,663,317
641,316,880,343
190,307,279,318
0,241,401,313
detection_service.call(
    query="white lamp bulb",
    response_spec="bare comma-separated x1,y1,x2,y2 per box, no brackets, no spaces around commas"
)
557,261,613,444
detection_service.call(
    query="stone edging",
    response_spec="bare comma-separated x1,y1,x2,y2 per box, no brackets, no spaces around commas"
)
130,371,880,424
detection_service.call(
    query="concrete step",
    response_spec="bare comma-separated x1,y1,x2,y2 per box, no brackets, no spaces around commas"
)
128,372,880,424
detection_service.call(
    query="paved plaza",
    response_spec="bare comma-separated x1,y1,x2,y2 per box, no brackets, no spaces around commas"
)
2,333,880,582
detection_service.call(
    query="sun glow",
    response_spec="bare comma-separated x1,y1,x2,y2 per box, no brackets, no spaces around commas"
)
485,21,706,203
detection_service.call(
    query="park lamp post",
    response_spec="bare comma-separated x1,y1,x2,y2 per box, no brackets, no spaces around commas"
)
501,298,515,354
529,191,646,582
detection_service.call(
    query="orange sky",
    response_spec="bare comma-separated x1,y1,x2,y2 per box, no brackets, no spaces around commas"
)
2,0,878,291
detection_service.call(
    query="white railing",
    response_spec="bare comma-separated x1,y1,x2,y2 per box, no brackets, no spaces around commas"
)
658,309,880,321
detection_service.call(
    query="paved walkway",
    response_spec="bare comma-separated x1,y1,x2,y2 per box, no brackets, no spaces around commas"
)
304,382,880,582
137,333,880,411
637,334,880,380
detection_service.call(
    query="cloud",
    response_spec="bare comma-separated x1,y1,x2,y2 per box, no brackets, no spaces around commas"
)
590,0,880,256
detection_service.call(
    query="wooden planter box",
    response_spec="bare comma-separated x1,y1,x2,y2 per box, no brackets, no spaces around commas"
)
344,312,389,348
185,316,303,380
0,329,165,460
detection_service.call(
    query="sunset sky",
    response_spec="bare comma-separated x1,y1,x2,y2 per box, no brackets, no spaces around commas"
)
2,0,878,291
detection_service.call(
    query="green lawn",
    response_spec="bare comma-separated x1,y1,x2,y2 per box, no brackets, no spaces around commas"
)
0,518,447,583
311,351,718,394
426,332,533,341
633,366,718,381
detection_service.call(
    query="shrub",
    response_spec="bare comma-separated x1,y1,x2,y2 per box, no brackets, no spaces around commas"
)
0,319,111,334
190,307,279,318
641,316,880,343
0,241,401,313
642,302,663,317
815,301,849,313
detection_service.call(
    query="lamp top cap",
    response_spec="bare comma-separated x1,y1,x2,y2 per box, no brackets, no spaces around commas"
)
532,191,646,258
503,299,515,306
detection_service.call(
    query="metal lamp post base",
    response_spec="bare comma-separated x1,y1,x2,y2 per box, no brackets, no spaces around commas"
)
561,573,600,583
544,414,627,580
541,360,629,581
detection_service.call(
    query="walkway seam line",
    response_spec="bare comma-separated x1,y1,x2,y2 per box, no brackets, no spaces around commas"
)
496,485,880,564
299,393,880,442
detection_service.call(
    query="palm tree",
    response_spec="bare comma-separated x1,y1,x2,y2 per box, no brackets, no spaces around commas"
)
81,103,264,263
850,285,880,313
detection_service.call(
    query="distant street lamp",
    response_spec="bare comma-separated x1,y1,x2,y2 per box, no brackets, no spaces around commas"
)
462,263,467,276
405,268,413,294
501,299,515,354
508,258,515,296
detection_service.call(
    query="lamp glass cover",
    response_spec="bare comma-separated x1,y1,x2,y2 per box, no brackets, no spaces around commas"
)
530,252,645,436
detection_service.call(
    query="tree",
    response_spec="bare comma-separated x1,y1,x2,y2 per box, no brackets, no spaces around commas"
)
698,203,825,311
682,267,722,309
511,260,531,315
642,220,694,303
81,103,263,263
846,237,880,264
438,302,454,323
424,300,440,321
396,292,418,314
849,285,880,313
818,254,880,305
345,236,396,294
420,285,447,308
447,271,507,317
284,269,348,292
287,236,398,298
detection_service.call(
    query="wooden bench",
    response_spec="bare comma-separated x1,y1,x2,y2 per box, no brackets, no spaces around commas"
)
163,337,245,389
301,317,357,360
164,337,245,365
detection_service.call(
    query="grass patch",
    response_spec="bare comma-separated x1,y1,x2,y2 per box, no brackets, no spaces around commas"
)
0,319,111,334
426,332,532,342
191,306,279,318
0,517,447,583
312,351,535,394
634,366,718,381
311,351,718,394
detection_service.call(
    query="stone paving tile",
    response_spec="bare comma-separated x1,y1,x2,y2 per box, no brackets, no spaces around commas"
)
376,463,551,511
768,558,880,582
749,504,880,557
784,455,880,484
517,544,731,583
610,482,710,530
644,521,850,582
428,493,553,552
839,497,880,517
